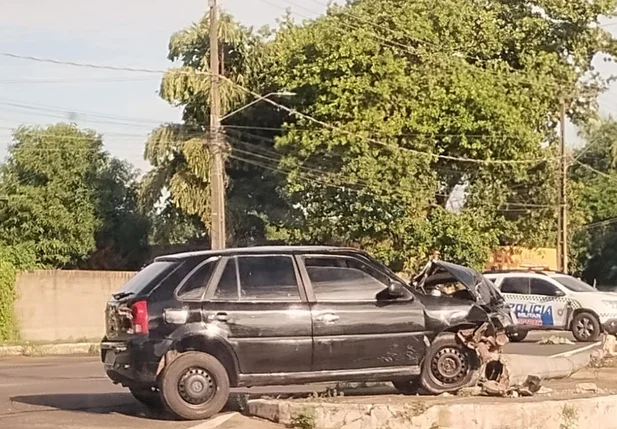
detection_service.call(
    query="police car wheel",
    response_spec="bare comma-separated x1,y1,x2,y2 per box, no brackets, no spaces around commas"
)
507,328,528,343
571,312,601,343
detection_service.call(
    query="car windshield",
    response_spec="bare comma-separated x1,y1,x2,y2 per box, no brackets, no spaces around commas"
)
553,275,596,293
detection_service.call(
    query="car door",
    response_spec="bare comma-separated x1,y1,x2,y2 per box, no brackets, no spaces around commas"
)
201,254,312,375
528,278,570,329
298,253,426,372
499,276,568,329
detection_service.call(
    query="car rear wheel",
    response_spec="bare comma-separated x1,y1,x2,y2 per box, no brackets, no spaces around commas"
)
420,332,479,395
160,352,230,420
572,312,601,342
129,386,162,409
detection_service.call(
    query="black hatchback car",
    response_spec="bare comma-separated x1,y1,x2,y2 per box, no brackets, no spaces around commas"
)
101,246,514,420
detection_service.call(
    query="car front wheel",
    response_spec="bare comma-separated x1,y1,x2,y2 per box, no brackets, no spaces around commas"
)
160,352,230,420
129,386,162,409
571,312,601,342
420,332,479,395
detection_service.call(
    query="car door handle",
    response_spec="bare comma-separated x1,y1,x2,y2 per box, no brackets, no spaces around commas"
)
317,313,339,323
213,312,230,322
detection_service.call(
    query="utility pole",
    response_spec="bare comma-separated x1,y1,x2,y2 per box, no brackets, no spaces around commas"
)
208,0,226,250
559,97,568,273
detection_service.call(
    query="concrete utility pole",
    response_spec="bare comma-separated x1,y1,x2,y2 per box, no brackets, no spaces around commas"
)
559,97,568,273
208,0,226,250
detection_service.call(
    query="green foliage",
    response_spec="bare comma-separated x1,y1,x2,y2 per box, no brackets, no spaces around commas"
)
148,1,617,271
0,244,37,340
571,118,617,284
143,12,288,246
290,412,316,429
0,123,148,269
259,0,616,269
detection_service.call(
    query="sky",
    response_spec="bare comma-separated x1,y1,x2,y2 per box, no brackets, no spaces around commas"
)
0,0,616,172
0,0,336,171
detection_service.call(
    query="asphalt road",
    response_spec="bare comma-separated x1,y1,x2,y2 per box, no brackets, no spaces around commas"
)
0,331,592,429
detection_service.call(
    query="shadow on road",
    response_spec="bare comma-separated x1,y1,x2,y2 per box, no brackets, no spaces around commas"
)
9,386,400,421
9,392,174,420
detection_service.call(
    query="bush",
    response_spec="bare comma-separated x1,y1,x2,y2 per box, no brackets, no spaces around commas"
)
0,244,37,341
0,260,17,340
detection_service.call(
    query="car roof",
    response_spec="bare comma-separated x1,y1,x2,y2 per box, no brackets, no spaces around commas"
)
484,270,553,276
154,245,366,261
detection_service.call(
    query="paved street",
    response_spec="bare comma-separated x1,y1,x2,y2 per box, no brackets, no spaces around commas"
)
0,331,593,429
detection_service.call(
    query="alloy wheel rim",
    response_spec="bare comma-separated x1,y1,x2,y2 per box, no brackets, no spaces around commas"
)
177,367,216,405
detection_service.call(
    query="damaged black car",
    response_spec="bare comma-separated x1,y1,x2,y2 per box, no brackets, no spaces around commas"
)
101,246,515,420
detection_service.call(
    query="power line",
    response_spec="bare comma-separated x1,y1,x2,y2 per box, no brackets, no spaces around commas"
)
223,77,555,165
0,76,158,85
0,52,173,75
0,52,558,164
572,158,617,183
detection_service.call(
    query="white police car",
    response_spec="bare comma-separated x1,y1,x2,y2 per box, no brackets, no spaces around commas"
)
484,270,617,342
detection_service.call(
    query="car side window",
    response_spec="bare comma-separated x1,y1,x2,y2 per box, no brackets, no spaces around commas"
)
236,255,301,301
304,256,388,301
212,258,239,300
530,278,561,296
500,277,530,295
176,259,219,300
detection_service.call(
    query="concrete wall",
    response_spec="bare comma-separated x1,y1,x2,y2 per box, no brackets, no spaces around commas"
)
14,270,136,342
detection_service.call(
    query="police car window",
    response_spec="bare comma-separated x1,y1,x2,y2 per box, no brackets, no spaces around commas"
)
530,279,560,296
500,277,529,294
553,276,596,293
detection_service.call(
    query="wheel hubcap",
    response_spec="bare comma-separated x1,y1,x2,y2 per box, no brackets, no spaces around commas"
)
431,347,468,386
178,368,215,405
577,317,594,339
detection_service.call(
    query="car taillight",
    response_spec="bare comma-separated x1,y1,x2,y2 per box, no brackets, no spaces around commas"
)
131,300,149,334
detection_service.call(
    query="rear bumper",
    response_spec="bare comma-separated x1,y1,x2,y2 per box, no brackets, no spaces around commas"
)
101,338,172,387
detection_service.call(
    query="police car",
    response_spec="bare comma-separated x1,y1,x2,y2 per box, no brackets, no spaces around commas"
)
484,270,617,342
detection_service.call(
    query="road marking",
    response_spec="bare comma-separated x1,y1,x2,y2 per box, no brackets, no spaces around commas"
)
549,341,601,358
188,412,239,429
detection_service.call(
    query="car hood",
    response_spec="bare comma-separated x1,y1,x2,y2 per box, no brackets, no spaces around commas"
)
414,260,505,308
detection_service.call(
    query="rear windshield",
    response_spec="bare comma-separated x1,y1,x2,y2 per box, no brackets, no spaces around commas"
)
114,261,179,296
553,275,596,293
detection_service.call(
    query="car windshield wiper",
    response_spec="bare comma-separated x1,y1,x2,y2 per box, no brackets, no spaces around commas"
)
112,291,134,300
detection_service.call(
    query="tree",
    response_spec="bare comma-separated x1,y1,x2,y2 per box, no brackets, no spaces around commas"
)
141,12,287,246
259,0,617,270
0,123,148,269
570,118,617,284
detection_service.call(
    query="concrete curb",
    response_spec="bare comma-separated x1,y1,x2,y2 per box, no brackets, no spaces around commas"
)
0,342,100,357
248,394,617,429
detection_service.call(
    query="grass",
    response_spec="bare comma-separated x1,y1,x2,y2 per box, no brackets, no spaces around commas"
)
0,337,98,347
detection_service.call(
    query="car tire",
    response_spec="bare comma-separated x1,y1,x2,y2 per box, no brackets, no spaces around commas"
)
507,328,528,343
129,386,163,409
571,312,601,342
392,379,420,395
419,332,479,395
160,351,230,421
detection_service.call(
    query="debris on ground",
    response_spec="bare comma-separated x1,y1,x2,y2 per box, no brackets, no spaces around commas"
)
602,334,617,357
576,382,601,393
456,386,483,397
537,335,575,345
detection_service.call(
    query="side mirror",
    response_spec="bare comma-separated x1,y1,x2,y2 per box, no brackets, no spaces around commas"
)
554,289,566,297
387,281,406,299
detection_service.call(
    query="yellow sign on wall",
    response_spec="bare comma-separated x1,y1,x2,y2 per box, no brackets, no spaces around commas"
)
485,247,558,271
